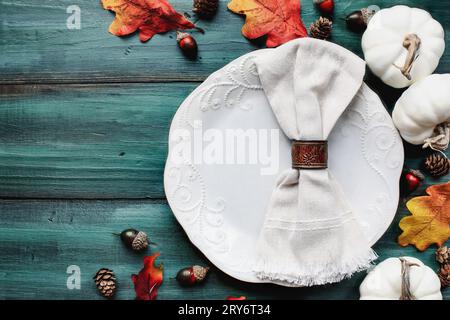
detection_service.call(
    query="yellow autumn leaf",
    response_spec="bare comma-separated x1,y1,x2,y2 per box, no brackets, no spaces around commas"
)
398,181,450,251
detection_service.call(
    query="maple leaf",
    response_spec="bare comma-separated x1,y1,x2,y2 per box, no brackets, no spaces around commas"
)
101,0,197,42
398,182,450,251
227,0,308,48
131,253,163,300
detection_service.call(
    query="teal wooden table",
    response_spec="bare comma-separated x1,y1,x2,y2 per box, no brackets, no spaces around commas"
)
0,0,449,300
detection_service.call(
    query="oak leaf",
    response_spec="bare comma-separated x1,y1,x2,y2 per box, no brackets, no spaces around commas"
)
227,0,308,47
398,182,450,251
101,0,197,42
131,253,163,300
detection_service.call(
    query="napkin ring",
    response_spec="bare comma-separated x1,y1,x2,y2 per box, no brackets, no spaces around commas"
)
291,140,327,169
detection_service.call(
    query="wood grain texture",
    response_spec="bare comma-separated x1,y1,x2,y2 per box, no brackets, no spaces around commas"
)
1,81,449,199
1,0,449,84
0,199,447,300
0,83,196,198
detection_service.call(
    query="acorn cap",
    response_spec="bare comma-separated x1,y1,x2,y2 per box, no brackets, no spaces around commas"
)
407,169,425,181
131,231,148,251
176,31,190,42
192,265,210,282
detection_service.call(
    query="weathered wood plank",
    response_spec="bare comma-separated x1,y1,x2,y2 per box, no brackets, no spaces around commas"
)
1,82,449,199
0,83,197,198
1,0,449,83
0,199,447,300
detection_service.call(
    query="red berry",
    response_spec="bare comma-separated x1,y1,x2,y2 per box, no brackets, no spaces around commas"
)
314,0,334,15
400,169,424,195
405,173,420,192
177,31,198,58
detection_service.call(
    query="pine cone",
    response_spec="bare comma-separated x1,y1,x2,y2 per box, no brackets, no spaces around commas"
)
438,263,450,288
436,246,450,264
193,0,219,18
132,231,148,251
93,268,117,298
310,17,332,40
424,152,450,177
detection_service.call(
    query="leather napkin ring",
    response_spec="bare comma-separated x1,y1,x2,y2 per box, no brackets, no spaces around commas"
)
291,140,328,169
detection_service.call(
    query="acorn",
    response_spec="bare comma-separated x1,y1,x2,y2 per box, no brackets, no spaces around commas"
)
177,31,198,58
400,169,425,196
119,228,150,251
346,8,376,33
176,265,210,286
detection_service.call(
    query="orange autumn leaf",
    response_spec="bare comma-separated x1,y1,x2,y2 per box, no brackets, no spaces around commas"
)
101,0,197,42
398,182,450,251
227,0,308,48
131,253,164,300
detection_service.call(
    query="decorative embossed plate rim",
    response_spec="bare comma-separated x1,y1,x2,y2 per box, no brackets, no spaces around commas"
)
164,51,404,285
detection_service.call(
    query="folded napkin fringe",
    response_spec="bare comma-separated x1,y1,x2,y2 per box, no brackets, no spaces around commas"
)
254,247,377,287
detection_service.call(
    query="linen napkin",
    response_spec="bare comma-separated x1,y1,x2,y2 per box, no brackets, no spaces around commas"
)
253,38,377,286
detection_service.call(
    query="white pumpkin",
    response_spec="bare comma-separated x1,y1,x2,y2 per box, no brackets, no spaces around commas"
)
392,74,450,148
360,257,442,300
362,5,445,88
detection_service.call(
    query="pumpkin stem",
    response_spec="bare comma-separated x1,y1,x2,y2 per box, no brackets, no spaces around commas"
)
393,34,421,81
399,257,419,300
423,122,450,152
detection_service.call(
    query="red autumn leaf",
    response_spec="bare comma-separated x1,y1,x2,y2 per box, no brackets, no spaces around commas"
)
131,253,164,300
227,0,308,47
101,0,197,42
226,295,247,300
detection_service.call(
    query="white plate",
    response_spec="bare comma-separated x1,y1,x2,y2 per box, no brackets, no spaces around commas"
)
164,51,404,285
